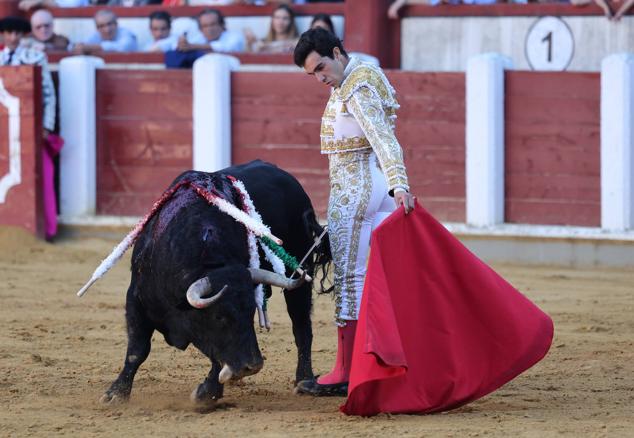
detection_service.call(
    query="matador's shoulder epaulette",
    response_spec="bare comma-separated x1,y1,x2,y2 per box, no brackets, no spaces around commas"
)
337,62,399,111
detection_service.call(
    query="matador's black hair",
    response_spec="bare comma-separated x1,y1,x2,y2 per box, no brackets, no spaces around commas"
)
293,27,347,68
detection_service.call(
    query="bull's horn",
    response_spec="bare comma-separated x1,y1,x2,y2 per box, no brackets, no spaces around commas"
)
186,277,228,309
218,364,233,384
248,268,306,290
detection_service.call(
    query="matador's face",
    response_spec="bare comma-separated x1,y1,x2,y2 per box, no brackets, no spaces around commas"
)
303,48,347,88
2,30,24,51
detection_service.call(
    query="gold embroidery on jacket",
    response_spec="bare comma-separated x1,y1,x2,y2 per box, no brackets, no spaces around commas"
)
347,87,409,192
321,137,370,153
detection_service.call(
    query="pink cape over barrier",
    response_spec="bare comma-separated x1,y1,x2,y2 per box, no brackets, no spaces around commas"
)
340,203,554,416
43,133,63,239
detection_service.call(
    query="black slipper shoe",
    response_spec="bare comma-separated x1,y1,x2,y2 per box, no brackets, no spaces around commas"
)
295,378,348,397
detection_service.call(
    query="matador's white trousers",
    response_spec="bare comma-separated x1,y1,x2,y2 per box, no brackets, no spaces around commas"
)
327,150,395,325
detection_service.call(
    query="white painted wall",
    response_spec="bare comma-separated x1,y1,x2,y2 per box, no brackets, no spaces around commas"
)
193,54,240,173
58,56,104,219
402,16,634,72
466,53,512,227
601,53,634,231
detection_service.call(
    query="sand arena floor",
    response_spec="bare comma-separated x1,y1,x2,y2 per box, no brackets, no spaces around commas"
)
0,225,632,437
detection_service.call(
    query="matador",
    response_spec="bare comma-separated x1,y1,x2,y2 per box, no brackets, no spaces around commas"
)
293,28,415,396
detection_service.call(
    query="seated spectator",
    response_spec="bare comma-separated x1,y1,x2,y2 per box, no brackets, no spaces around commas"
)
144,10,178,52
18,0,88,11
310,13,335,34
20,9,69,52
176,9,245,53
1,16,60,240
72,9,137,54
244,4,299,53
0,16,55,134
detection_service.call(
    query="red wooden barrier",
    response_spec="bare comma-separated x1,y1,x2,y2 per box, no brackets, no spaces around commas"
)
0,66,44,237
231,71,331,220
390,71,465,222
47,52,296,66
50,3,345,19
504,71,601,227
95,69,192,216
0,0,19,18
403,3,622,17
93,69,601,226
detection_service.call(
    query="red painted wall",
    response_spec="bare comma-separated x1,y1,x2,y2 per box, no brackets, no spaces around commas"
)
504,71,601,226
0,66,44,237
96,69,192,216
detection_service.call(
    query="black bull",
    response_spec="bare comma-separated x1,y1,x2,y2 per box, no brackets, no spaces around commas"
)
101,160,331,404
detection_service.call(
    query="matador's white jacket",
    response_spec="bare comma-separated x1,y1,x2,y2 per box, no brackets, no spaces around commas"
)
320,56,410,324
1,46,56,132
320,56,409,193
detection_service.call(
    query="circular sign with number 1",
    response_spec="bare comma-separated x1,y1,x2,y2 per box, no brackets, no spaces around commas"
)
525,16,574,71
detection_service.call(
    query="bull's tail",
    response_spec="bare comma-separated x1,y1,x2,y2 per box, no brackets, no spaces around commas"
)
302,209,333,295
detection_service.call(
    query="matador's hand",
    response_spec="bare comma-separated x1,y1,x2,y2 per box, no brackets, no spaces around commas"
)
394,191,415,215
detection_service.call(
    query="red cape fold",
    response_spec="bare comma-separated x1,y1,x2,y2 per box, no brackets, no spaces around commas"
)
340,203,554,416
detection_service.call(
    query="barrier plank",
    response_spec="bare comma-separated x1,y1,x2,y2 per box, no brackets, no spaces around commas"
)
0,66,44,237
505,71,600,226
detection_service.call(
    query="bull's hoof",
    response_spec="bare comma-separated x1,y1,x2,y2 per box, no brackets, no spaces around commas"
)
99,391,128,405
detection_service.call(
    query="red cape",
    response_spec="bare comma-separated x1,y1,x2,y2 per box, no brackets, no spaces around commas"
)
340,203,554,416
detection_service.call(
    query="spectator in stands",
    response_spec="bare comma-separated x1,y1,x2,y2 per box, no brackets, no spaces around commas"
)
244,4,299,53
144,10,178,52
72,9,137,54
21,9,70,52
1,16,60,241
18,0,89,11
0,16,56,134
310,13,335,34
176,9,245,53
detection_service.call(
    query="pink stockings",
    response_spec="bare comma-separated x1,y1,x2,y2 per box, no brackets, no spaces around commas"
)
317,320,357,385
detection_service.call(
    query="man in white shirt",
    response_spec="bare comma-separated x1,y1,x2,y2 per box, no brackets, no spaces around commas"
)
144,10,179,52
73,9,137,54
292,28,415,397
176,9,245,53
